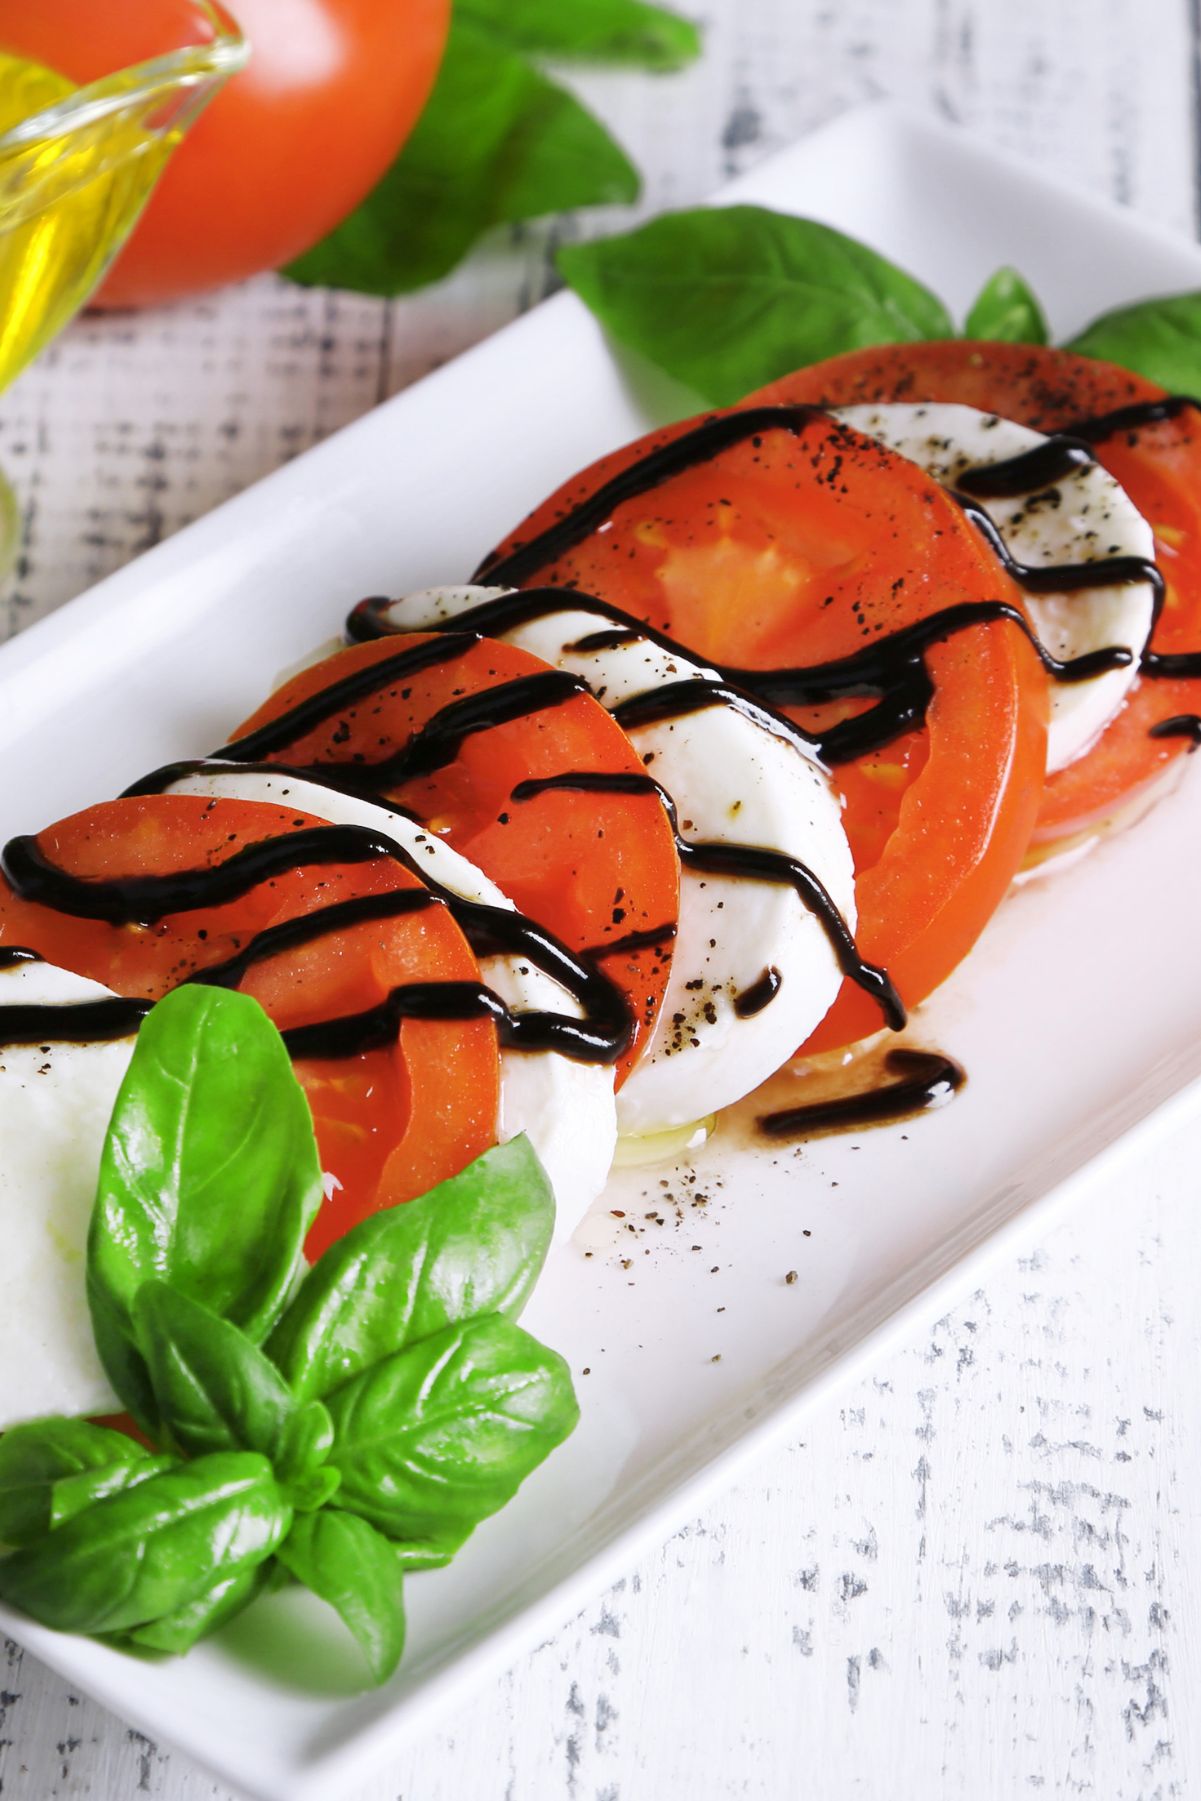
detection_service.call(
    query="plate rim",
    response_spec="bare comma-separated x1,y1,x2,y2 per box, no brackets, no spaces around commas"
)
6,96,1201,1801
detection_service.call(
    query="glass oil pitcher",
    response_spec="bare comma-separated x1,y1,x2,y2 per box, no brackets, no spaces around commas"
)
0,3,248,572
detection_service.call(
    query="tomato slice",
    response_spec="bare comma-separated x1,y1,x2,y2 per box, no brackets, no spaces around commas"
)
482,407,1049,1052
752,344,1201,847
0,795,500,1258
227,632,681,1084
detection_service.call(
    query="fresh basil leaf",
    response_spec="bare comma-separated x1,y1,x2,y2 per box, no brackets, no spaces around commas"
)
50,1456,176,1529
285,21,640,297
1065,291,1201,396
0,1419,149,1547
458,0,701,69
964,267,1048,344
556,205,955,405
88,987,324,1429
117,1559,275,1656
134,1282,295,1456
277,1510,406,1686
0,1452,290,1636
326,1315,579,1541
268,1137,555,1403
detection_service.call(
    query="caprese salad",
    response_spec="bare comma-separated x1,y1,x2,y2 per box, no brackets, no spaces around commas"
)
1,333,1199,1677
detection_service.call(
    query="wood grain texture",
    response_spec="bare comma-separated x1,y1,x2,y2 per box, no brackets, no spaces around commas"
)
2,1,1200,1796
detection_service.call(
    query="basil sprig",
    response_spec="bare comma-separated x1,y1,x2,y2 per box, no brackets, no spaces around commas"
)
555,205,1201,401
0,988,577,1689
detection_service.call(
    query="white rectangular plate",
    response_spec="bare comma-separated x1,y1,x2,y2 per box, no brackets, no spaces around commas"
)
4,100,1201,1801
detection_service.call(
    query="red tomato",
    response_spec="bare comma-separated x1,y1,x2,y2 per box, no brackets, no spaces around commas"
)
0,795,499,1258
757,343,1201,849
1,0,450,306
228,632,682,1084
484,408,1049,1052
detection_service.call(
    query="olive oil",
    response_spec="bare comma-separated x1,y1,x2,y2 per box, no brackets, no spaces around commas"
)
0,52,178,390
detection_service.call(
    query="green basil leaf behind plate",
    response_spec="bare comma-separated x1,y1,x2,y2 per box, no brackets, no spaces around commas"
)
963,266,1048,344
268,1137,555,1403
326,1315,579,1542
0,1418,151,1547
458,0,701,70
1065,291,1201,396
285,20,640,297
118,1559,276,1657
50,1455,177,1529
88,987,324,1428
277,1510,406,1686
0,1452,290,1637
557,205,955,406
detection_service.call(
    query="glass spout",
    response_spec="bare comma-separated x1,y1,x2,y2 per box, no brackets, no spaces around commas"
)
0,3,248,391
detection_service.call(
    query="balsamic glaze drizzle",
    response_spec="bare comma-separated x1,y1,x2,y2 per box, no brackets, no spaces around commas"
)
473,405,825,588
610,678,819,754
220,634,478,763
955,497,1163,616
215,628,590,793
509,771,905,1031
0,996,151,1046
954,435,1098,497
0,822,632,1063
1,824,388,927
1142,649,1201,680
734,967,783,1018
355,586,1128,768
582,921,678,961
1148,714,1201,748
757,1047,965,1140
1063,394,1199,442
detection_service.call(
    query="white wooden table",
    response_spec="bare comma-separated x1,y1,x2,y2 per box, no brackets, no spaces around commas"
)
2,3,1200,1795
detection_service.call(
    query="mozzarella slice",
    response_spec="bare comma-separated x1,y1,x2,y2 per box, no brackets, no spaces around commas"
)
0,960,127,1428
833,401,1157,774
373,587,858,1136
164,768,616,1236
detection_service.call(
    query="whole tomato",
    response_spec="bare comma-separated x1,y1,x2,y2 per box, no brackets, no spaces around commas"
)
0,0,450,307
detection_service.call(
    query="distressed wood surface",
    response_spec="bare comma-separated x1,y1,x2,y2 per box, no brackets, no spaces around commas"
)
2,1,1200,1796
